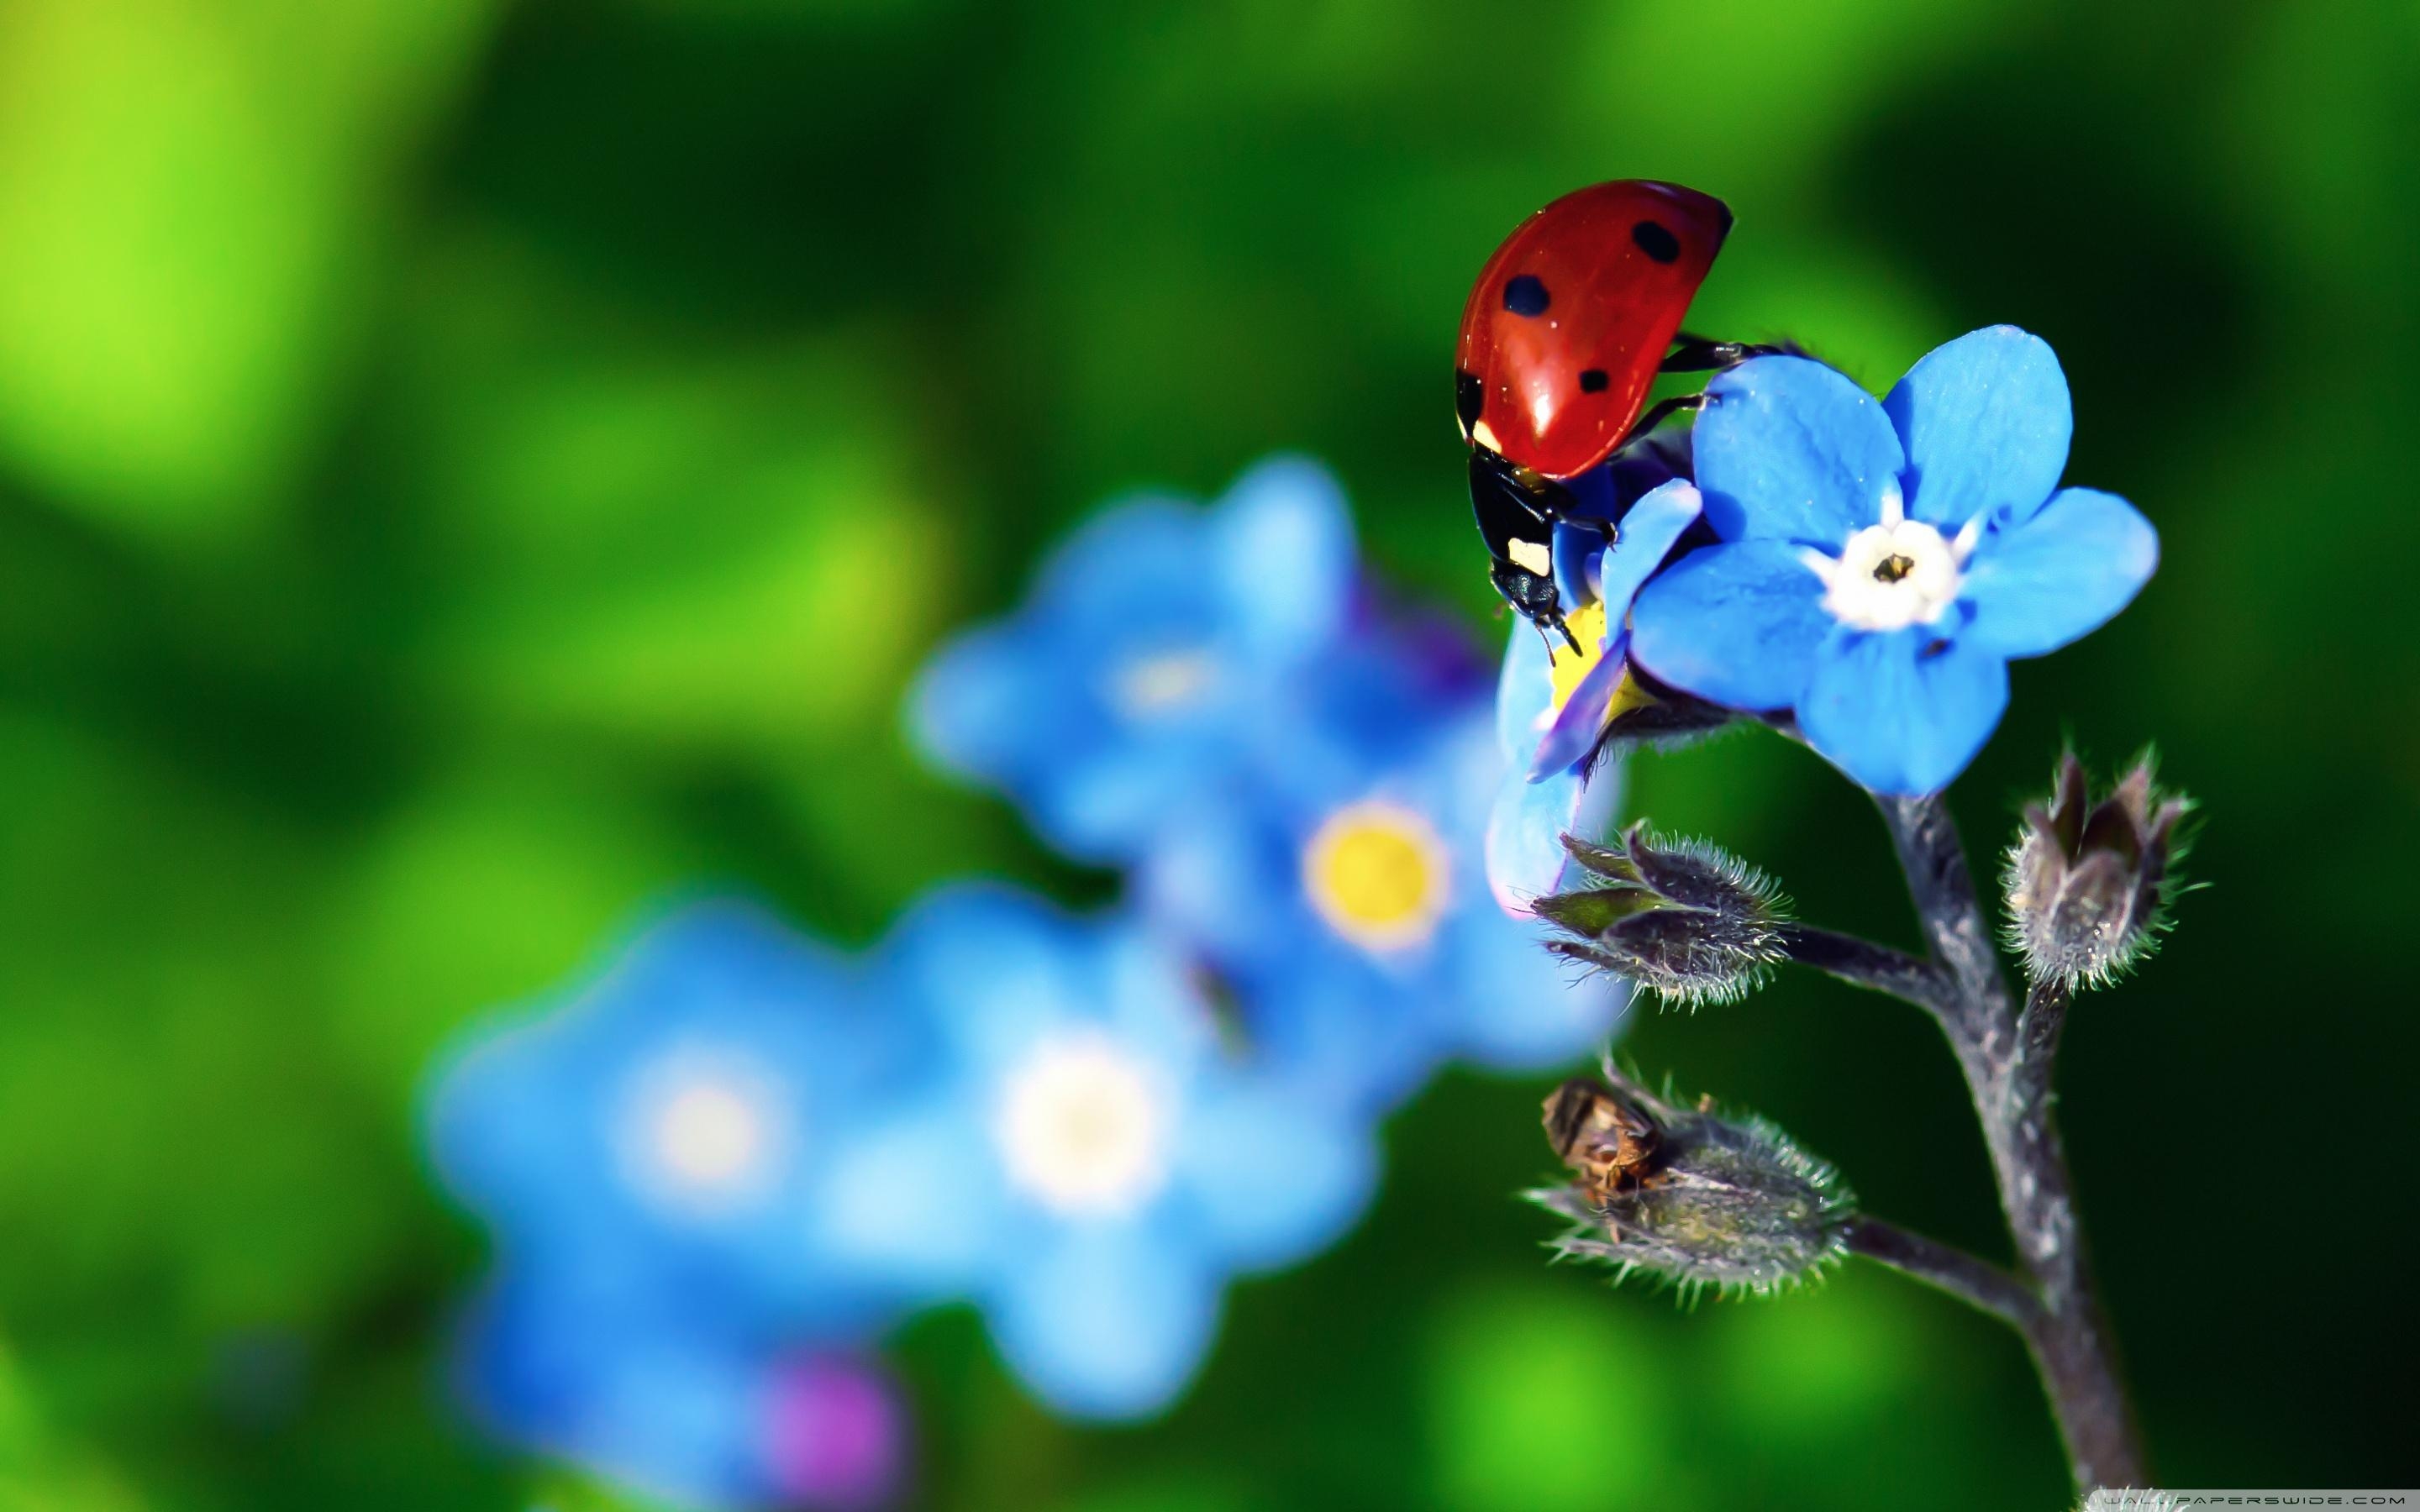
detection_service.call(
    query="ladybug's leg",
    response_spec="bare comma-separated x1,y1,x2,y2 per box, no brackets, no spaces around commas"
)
1661,334,1794,373
1615,392,1707,452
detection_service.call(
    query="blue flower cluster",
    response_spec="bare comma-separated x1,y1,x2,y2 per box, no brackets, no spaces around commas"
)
426,459,1623,1504
1491,327,2157,890
915,457,1623,1107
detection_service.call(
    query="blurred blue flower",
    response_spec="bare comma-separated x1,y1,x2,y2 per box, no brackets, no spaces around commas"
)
911,456,1356,863
819,885,1378,1421
1629,327,2158,795
1142,654,1624,1109
460,1270,907,1510
426,902,916,1336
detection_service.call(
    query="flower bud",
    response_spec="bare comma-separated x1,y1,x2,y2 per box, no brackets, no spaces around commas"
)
2002,753,2191,990
1531,827,1789,1007
1533,1065,1854,1297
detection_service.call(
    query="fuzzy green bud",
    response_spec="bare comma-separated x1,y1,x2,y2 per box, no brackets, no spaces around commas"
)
1532,827,1791,1008
2003,753,2191,990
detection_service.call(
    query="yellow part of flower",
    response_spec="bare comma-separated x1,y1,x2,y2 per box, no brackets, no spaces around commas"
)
1546,597,1656,725
1301,800,1451,952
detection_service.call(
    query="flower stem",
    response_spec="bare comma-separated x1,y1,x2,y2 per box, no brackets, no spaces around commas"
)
1874,794,2147,1490
1774,921,1956,1015
1843,1215,2039,1332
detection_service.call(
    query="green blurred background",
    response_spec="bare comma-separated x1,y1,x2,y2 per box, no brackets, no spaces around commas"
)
2,0,2414,1507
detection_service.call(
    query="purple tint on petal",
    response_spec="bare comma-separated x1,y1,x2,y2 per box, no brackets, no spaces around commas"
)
1526,629,1629,781
763,1357,908,1510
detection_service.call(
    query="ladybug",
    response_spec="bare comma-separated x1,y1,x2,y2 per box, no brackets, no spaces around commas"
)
1456,180,1776,650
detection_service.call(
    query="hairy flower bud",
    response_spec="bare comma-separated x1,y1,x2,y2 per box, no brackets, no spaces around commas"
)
2003,753,2191,990
1533,1064,1854,1297
1531,827,1789,1007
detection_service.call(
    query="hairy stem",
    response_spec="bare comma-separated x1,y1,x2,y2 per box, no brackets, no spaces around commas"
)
1875,793,2146,1490
1775,922,1956,1017
1844,1215,2039,1332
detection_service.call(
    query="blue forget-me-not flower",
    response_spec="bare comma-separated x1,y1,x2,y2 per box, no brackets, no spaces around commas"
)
911,458,1355,863
426,902,918,1338
819,885,1378,1420
1629,326,2158,795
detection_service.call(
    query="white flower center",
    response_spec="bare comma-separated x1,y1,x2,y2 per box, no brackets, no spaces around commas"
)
1110,648,1219,717
1801,482,1976,632
994,1034,1170,1216
1301,799,1452,952
618,1052,789,1215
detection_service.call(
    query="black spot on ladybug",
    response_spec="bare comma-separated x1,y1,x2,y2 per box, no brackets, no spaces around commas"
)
1456,368,1485,430
1502,275,1550,317
1578,368,1610,394
1632,221,1681,264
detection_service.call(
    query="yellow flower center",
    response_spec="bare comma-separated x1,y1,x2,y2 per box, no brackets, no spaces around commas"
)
1547,600,1609,712
1302,801,1451,952
1544,597,1655,726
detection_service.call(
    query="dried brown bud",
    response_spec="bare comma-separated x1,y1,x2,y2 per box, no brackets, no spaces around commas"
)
1533,1063,1854,1298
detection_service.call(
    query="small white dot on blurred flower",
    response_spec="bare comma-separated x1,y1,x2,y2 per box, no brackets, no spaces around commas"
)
1109,647,1220,717
993,1033,1170,1216
1302,799,1452,952
618,1050,791,1215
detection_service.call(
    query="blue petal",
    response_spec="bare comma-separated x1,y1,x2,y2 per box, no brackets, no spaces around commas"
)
1033,498,1204,636
818,1104,1007,1299
1695,356,1904,543
878,885,1078,1072
988,1221,1223,1420
1883,325,2072,531
1439,905,1628,1068
1960,488,2158,659
1494,622,1553,764
1486,765,1583,913
1240,954,1439,1114
1211,455,1355,662
459,1275,778,1510
1598,480,1703,615
1172,1082,1376,1272
1485,748,1624,915
1550,518,1603,612
906,623,1041,782
1628,540,1829,711
1136,810,1294,974
1037,738,1213,861
1526,627,1625,780
1797,628,2009,795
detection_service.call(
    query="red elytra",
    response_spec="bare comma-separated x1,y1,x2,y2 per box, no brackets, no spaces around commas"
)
1455,181,1733,480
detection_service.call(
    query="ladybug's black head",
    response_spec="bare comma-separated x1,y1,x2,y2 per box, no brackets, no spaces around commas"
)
1470,450,1582,654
